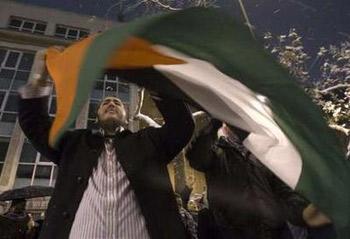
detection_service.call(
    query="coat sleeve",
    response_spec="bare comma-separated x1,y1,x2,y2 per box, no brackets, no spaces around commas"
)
185,121,221,172
145,97,194,164
267,170,309,227
18,96,64,165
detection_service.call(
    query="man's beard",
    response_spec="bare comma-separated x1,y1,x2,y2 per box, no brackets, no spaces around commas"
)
99,117,126,134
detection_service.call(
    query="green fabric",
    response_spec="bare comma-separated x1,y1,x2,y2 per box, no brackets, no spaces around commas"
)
137,9,350,237
55,8,350,237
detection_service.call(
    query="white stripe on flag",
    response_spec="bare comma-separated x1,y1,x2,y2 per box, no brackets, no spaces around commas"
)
154,45,302,189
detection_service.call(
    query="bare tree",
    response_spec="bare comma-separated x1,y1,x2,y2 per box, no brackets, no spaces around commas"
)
104,0,218,22
264,29,311,85
311,42,350,130
265,30,350,133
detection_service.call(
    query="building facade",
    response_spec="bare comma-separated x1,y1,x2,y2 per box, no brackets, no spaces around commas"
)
0,0,204,215
0,1,142,214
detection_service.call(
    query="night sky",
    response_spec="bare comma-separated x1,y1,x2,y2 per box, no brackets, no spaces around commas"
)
13,0,350,56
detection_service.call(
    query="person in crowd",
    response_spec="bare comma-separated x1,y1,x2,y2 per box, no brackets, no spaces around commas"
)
176,194,198,239
1,199,34,239
180,176,195,210
18,49,194,239
186,118,331,239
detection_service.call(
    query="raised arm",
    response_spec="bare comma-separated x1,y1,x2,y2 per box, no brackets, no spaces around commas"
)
186,119,222,172
146,96,195,162
18,49,63,164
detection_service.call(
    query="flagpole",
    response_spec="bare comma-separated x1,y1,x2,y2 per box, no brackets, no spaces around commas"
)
237,0,255,39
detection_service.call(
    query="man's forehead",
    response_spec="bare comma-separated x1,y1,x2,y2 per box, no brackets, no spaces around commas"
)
103,96,122,102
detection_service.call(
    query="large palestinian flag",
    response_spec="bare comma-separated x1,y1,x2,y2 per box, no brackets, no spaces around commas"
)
45,8,350,237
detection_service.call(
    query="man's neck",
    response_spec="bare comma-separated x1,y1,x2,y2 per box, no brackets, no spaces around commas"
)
102,126,123,136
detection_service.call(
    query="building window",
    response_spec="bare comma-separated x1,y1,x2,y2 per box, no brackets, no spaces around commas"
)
0,136,10,175
54,25,89,40
14,90,58,188
0,48,35,135
8,16,47,35
14,140,57,188
88,73,130,128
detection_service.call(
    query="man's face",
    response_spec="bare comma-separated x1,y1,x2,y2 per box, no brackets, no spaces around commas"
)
97,96,126,126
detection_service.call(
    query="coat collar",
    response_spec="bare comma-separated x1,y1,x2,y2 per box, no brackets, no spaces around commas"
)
89,127,132,147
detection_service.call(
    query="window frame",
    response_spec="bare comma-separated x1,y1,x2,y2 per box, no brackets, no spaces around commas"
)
7,16,47,35
54,24,90,40
88,73,131,128
0,48,35,126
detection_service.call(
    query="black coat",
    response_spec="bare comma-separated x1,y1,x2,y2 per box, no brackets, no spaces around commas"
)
18,96,194,239
186,124,308,239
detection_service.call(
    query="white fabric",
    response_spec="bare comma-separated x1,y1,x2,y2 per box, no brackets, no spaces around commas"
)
153,46,302,189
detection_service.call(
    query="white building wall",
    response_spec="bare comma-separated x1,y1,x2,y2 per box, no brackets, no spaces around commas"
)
0,0,135,199
0,0,116,35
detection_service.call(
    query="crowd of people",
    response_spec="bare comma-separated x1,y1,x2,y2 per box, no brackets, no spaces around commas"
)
175,118,335,239
0,199,43,239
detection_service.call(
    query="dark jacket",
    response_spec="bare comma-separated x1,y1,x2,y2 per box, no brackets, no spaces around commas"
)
186,123,308,239
18,96,194,239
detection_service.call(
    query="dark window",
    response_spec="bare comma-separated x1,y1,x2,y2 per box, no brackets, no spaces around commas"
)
4,93,18,112
2,113,17,122
8,17,47,35
87,119,96,129
5,52,20,68
92,81,104,98
107,74,117,81
55,25,89,40
68,29,78,37
8,19,21,28
94,81,104,90
22,21,34,32
35,166,51,179
18,53,34,70
106,81,117,92
0,69,15,80
105,90,115,97
20,143,37,163
0,49,6,65
12,72,29,90
119,84,129,94
34,23,46,33
0,92,5,108
0,137,10,161
88,100,99,119
55,26,66,35
0,79,11,89
16,165,34,178
14,70,30,81
39,155,50,163
79,31,89,38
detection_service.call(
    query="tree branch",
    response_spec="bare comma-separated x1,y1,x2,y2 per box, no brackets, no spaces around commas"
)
329,124,350,136
144,0,182,11
318,84,350,94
